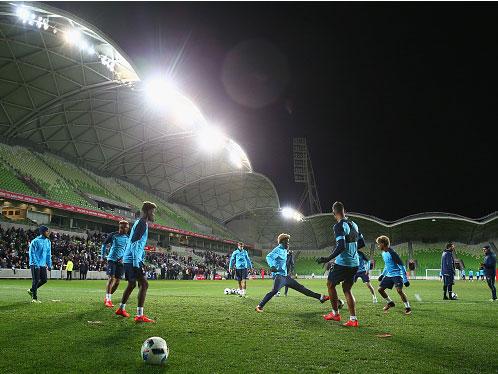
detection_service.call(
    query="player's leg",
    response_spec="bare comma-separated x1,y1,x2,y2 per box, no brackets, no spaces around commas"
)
135,270,154,322
324,272,343,321
29,265,40,301
240,278,247,297
378,277,396,311
341,281,358,325
365,281,378,302
285,276,326,301
486,276,496,300
395,286,411,314
256,275,284,311
116,264,136,317
284,285,289,296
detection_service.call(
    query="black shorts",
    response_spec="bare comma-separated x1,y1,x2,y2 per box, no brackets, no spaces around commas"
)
124,263,145,282
443,274,454,286
328,264,358,286
106,260,123,278
354,271,370,283
380,276,404,289
235,268,248,281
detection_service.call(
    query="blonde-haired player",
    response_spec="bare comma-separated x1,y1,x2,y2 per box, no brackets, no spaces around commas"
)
256,233,329,312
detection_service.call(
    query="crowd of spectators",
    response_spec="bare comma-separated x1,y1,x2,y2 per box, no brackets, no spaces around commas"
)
0,225,258,280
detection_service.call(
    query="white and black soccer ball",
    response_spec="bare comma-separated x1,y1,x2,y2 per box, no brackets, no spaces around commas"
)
231,288,238,295
224,288,230,295
451,292,458,300
141,337,169,366
276,291,281,297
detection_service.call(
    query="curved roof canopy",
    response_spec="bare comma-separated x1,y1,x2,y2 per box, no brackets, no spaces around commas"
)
0,2,256,199
170,172,280,223
227,210,498,250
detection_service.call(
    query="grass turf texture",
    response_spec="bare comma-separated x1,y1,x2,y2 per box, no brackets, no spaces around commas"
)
0,279,496,374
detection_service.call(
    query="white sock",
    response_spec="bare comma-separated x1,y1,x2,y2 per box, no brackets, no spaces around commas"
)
106,293,111,301
373,295,377,300
384,297,392,303
332,309,339,315
137,307,144,317
119,303,126,310
242,289,246,295
404,302,410,308
350,315,357,321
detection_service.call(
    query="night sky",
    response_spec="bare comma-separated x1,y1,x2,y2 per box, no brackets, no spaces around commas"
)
50,2,497,220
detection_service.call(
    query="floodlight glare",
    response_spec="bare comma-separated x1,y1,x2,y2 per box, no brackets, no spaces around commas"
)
197,125,227,153
64,28,82,45
281,207,304,221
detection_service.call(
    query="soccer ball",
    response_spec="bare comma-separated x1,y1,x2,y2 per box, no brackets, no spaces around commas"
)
276,291,281,297
231,288,238,295
224,288,230,295
141,337,169,365
451,292,458,300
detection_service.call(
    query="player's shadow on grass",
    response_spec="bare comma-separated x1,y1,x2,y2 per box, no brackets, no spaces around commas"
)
0,301,32,312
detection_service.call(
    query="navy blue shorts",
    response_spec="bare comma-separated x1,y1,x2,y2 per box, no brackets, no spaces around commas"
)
106,260,123,278
354,271,370,283
379,276,404,289
235,268,248,281
124,263,145,282
328,264,358,286
443,274,454,286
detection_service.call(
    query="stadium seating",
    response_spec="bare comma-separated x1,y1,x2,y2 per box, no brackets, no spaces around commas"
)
0,144,96,208
0,163,38,196
40,154,118,200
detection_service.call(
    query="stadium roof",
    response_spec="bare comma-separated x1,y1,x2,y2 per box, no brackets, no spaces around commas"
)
0,2,265,203
226,210,498,250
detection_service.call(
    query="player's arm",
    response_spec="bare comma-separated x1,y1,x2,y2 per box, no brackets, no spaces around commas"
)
390,250,409,285
266,247,279,271
46,241,52,270
483,255,494,269
317,224,346,263
130,220,146,268
100,233,114,259
28,240,37,266
229,251,236,271
246,252,253,269
357,231,366,250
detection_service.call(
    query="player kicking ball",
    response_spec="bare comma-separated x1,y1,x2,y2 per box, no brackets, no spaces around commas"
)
101,220,129,307
376,235,412,315
255,233,329,312
115,201,157,323
229,242,253,297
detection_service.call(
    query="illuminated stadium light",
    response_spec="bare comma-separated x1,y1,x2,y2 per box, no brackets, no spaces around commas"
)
64,28,83,45
281,207,304,221
226,141,249,169
144,77,177,107
16,6,31,23
197,125,227,153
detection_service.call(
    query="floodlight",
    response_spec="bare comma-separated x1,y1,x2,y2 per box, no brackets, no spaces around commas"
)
281,207,303,221
197,125,227,153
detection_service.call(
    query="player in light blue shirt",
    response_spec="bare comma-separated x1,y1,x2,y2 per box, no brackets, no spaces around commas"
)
101,220,129,307
317,202,364,327
116,201,156,323
256,233,329,312
376,235,412,315
27,225,52,302
229,242,253,297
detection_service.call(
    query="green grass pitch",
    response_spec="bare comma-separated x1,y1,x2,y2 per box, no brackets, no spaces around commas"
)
0,279,496,373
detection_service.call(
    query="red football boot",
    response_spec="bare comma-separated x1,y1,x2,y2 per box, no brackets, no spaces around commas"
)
115,308,130,318
343,319,359,327
323,312,341,321
104,299,114,308
134,315,155,323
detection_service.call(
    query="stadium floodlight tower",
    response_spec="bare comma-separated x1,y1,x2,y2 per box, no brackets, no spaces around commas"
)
293,137,322,216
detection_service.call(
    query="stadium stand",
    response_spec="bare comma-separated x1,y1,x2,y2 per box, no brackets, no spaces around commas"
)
0,163,37,196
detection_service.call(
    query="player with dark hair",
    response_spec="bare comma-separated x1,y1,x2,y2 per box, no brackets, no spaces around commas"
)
115,202,157,322
27,225,52,303
482,245,497,301
354,250,378,303
376,235,412,315
441,242,457,300
101,220,129,307
229,242,253,297
317,201,364,327
255,233,329,312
